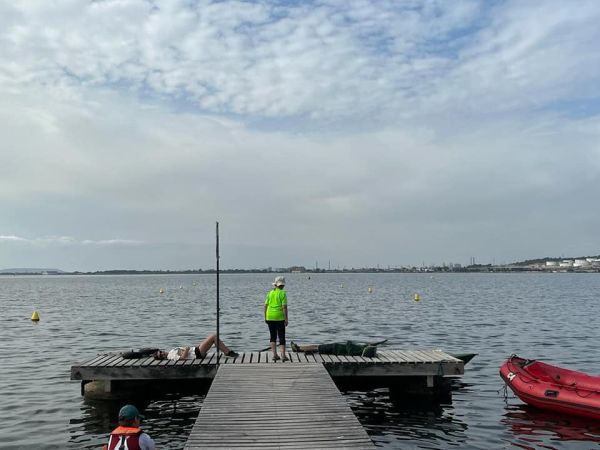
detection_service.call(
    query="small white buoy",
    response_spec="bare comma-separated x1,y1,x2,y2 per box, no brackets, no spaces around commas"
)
368,287,373,293
159,288,165,294
179,285,183,289
340,283,344,288
31,310,40,321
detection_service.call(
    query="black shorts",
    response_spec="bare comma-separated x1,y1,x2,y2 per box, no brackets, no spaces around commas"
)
266,320,286,344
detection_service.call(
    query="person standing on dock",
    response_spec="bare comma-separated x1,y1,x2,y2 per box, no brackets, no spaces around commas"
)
264,276,288,362
104,404,155,450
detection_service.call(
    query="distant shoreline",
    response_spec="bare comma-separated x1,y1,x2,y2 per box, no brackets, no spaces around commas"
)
1,266,599,275
3,256,600,275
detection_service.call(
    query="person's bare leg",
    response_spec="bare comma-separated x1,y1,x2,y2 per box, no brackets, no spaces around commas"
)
299,344,318,353
197,334,231,355
270,341,278,359
279,323,287,360
216,338,231,353
197,335,215,355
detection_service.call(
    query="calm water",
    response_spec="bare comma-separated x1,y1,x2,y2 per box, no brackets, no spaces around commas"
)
1,273,600,449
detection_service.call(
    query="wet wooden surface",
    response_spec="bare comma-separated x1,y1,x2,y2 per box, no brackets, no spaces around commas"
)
184,364,375,449
71,349,463,381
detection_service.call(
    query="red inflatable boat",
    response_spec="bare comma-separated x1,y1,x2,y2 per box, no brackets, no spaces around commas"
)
500,355,600,420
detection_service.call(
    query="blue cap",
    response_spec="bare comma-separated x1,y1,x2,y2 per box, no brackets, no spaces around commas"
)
119,404,143,420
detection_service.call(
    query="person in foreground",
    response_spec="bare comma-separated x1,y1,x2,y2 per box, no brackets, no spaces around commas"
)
104,404,155,450
153,334,239,360
264,276,288,361
290,339,385,357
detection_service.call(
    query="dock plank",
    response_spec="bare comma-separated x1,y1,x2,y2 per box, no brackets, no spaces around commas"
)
414,350,437,363
71,349,464,381
80,354,112,366
185,364,374,449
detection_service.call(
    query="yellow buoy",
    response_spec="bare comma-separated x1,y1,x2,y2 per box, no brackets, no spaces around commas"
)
159,288,165,294
368,287,373,293
414,293,421,302
31,311,40,321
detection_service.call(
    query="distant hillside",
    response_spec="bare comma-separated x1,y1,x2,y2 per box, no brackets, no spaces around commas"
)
0,268,65,274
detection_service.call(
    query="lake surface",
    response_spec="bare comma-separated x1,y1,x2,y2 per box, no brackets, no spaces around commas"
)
1,273,600,449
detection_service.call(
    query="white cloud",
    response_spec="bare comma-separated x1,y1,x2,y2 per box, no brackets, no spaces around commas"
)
0,235,27,242
1,1,600,270
0,235,143,247
3,0,597,123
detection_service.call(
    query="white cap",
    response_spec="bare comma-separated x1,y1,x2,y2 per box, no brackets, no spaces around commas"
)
272,276,285,287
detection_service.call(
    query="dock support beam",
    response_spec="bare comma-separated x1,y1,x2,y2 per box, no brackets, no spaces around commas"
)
389,376,451,405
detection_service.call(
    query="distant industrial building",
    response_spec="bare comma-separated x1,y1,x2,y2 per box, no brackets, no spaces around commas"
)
542,258,600,271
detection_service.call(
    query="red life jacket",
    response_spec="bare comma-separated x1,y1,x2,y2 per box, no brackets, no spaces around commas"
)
104,426,143,450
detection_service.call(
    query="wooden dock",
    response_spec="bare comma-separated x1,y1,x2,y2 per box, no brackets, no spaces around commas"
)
71,350,464,448
71,349,464,389
185,364,375,449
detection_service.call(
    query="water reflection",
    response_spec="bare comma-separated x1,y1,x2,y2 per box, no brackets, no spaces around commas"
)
504,405,600,449
4,273,600,448
344,387,469,449
69,391,206,449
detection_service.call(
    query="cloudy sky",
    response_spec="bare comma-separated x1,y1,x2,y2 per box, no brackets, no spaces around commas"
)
1,0,599,271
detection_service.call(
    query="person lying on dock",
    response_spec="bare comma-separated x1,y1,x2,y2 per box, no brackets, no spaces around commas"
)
290,339,387,357
153,334,239,360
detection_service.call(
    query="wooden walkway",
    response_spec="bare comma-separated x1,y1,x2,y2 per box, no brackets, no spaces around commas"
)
184,364,374,449
71,349,463,384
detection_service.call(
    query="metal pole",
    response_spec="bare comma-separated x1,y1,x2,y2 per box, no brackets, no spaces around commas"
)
216,221,220,367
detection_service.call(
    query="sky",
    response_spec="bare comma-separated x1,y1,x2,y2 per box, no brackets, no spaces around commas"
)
1,0,600,271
